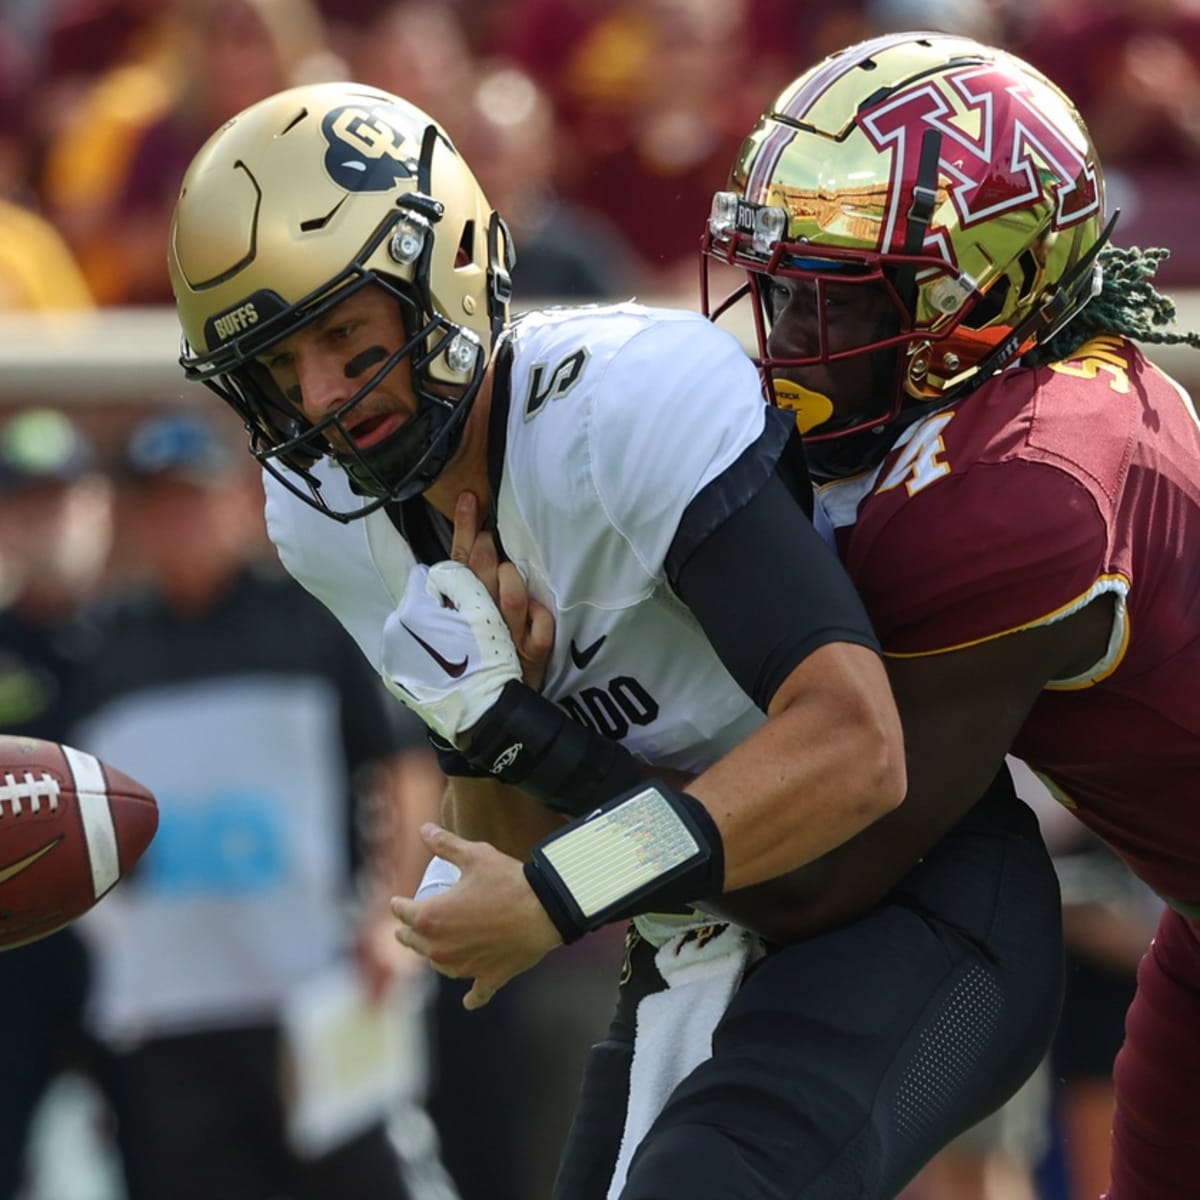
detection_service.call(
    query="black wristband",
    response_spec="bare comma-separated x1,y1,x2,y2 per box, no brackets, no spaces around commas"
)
464,680,645,816
426,729,491,779
525,783,725,943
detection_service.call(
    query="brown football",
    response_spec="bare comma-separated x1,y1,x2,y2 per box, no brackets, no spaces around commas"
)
0,734,158,950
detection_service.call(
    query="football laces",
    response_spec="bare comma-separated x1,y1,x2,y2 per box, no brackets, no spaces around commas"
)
0,771,62,816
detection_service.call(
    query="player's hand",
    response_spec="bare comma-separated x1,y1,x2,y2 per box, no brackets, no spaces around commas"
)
452,491,554,692
380,543,522,744
391,824,563,1010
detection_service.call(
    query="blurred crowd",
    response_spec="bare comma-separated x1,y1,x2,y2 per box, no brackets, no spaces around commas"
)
0,1,1192,1198
0,399,630,1200
4,0,1200,317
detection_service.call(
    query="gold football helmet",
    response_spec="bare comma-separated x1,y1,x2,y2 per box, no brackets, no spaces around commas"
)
702,32,1115,462
169,81,514,520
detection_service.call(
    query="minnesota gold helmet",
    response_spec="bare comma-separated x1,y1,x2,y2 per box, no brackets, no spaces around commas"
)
169,81,514,520
702,32,1115,457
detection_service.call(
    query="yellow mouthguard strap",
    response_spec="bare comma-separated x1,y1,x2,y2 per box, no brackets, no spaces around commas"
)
772,378,834,433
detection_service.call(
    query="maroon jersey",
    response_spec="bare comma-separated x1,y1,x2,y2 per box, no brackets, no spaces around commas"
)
820,337,1200,907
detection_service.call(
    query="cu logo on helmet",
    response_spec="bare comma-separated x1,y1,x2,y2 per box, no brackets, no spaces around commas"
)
860,64,1100,254
322,104,419,193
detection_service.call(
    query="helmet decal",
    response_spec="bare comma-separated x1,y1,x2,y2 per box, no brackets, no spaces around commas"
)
860,65,1101,259
321,103,420,192
205,290,289,349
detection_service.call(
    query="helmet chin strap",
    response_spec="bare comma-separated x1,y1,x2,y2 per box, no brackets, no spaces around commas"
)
893,129,942,317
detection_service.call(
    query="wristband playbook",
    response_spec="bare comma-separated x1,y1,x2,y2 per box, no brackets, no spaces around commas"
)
524,782,725,943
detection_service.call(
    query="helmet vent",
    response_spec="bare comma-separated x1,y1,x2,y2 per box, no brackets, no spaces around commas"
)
299,198,346,232
279,108,309,136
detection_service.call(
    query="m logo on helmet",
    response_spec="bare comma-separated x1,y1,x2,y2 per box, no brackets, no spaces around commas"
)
322,104,419,193
860,64,1101,258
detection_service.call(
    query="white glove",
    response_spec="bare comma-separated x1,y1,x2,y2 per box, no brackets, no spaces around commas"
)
380,559,521,743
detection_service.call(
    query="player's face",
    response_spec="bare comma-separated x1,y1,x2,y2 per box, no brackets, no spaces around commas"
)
763,274,899,427
257,284,417,455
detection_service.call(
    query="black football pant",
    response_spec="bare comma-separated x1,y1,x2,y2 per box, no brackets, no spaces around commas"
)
553,775,1064,1199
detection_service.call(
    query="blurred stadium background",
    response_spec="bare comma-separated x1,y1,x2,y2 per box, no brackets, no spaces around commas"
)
2,1,1198,1198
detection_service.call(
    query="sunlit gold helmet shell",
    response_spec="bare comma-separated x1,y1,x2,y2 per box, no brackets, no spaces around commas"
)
169,80,506,385
724,31,1107,403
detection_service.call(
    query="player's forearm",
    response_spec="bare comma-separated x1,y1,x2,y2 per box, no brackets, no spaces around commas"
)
740,758,1036,943
521,642,903,947
689,641,906,892
445,774,565,860
705,803,948,943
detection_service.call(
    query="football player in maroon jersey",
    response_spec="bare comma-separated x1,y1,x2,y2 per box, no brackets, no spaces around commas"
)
703,30,1200,1200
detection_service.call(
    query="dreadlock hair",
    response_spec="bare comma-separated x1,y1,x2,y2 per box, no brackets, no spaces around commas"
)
1026,245,1200,368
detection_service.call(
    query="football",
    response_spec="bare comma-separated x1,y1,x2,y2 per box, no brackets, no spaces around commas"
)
0,734,158,950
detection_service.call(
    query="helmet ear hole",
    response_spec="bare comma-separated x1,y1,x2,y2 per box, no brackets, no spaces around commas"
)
960,277,1010,331
455,222,474,269
1014,249,1040,303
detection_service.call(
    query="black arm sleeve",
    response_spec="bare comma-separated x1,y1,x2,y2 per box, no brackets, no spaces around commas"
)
668,446,881,712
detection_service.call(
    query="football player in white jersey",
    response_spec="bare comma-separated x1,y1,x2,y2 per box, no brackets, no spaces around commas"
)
167,83,1064,1198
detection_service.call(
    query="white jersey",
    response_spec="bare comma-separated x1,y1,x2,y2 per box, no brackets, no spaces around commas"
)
265,303,773,774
